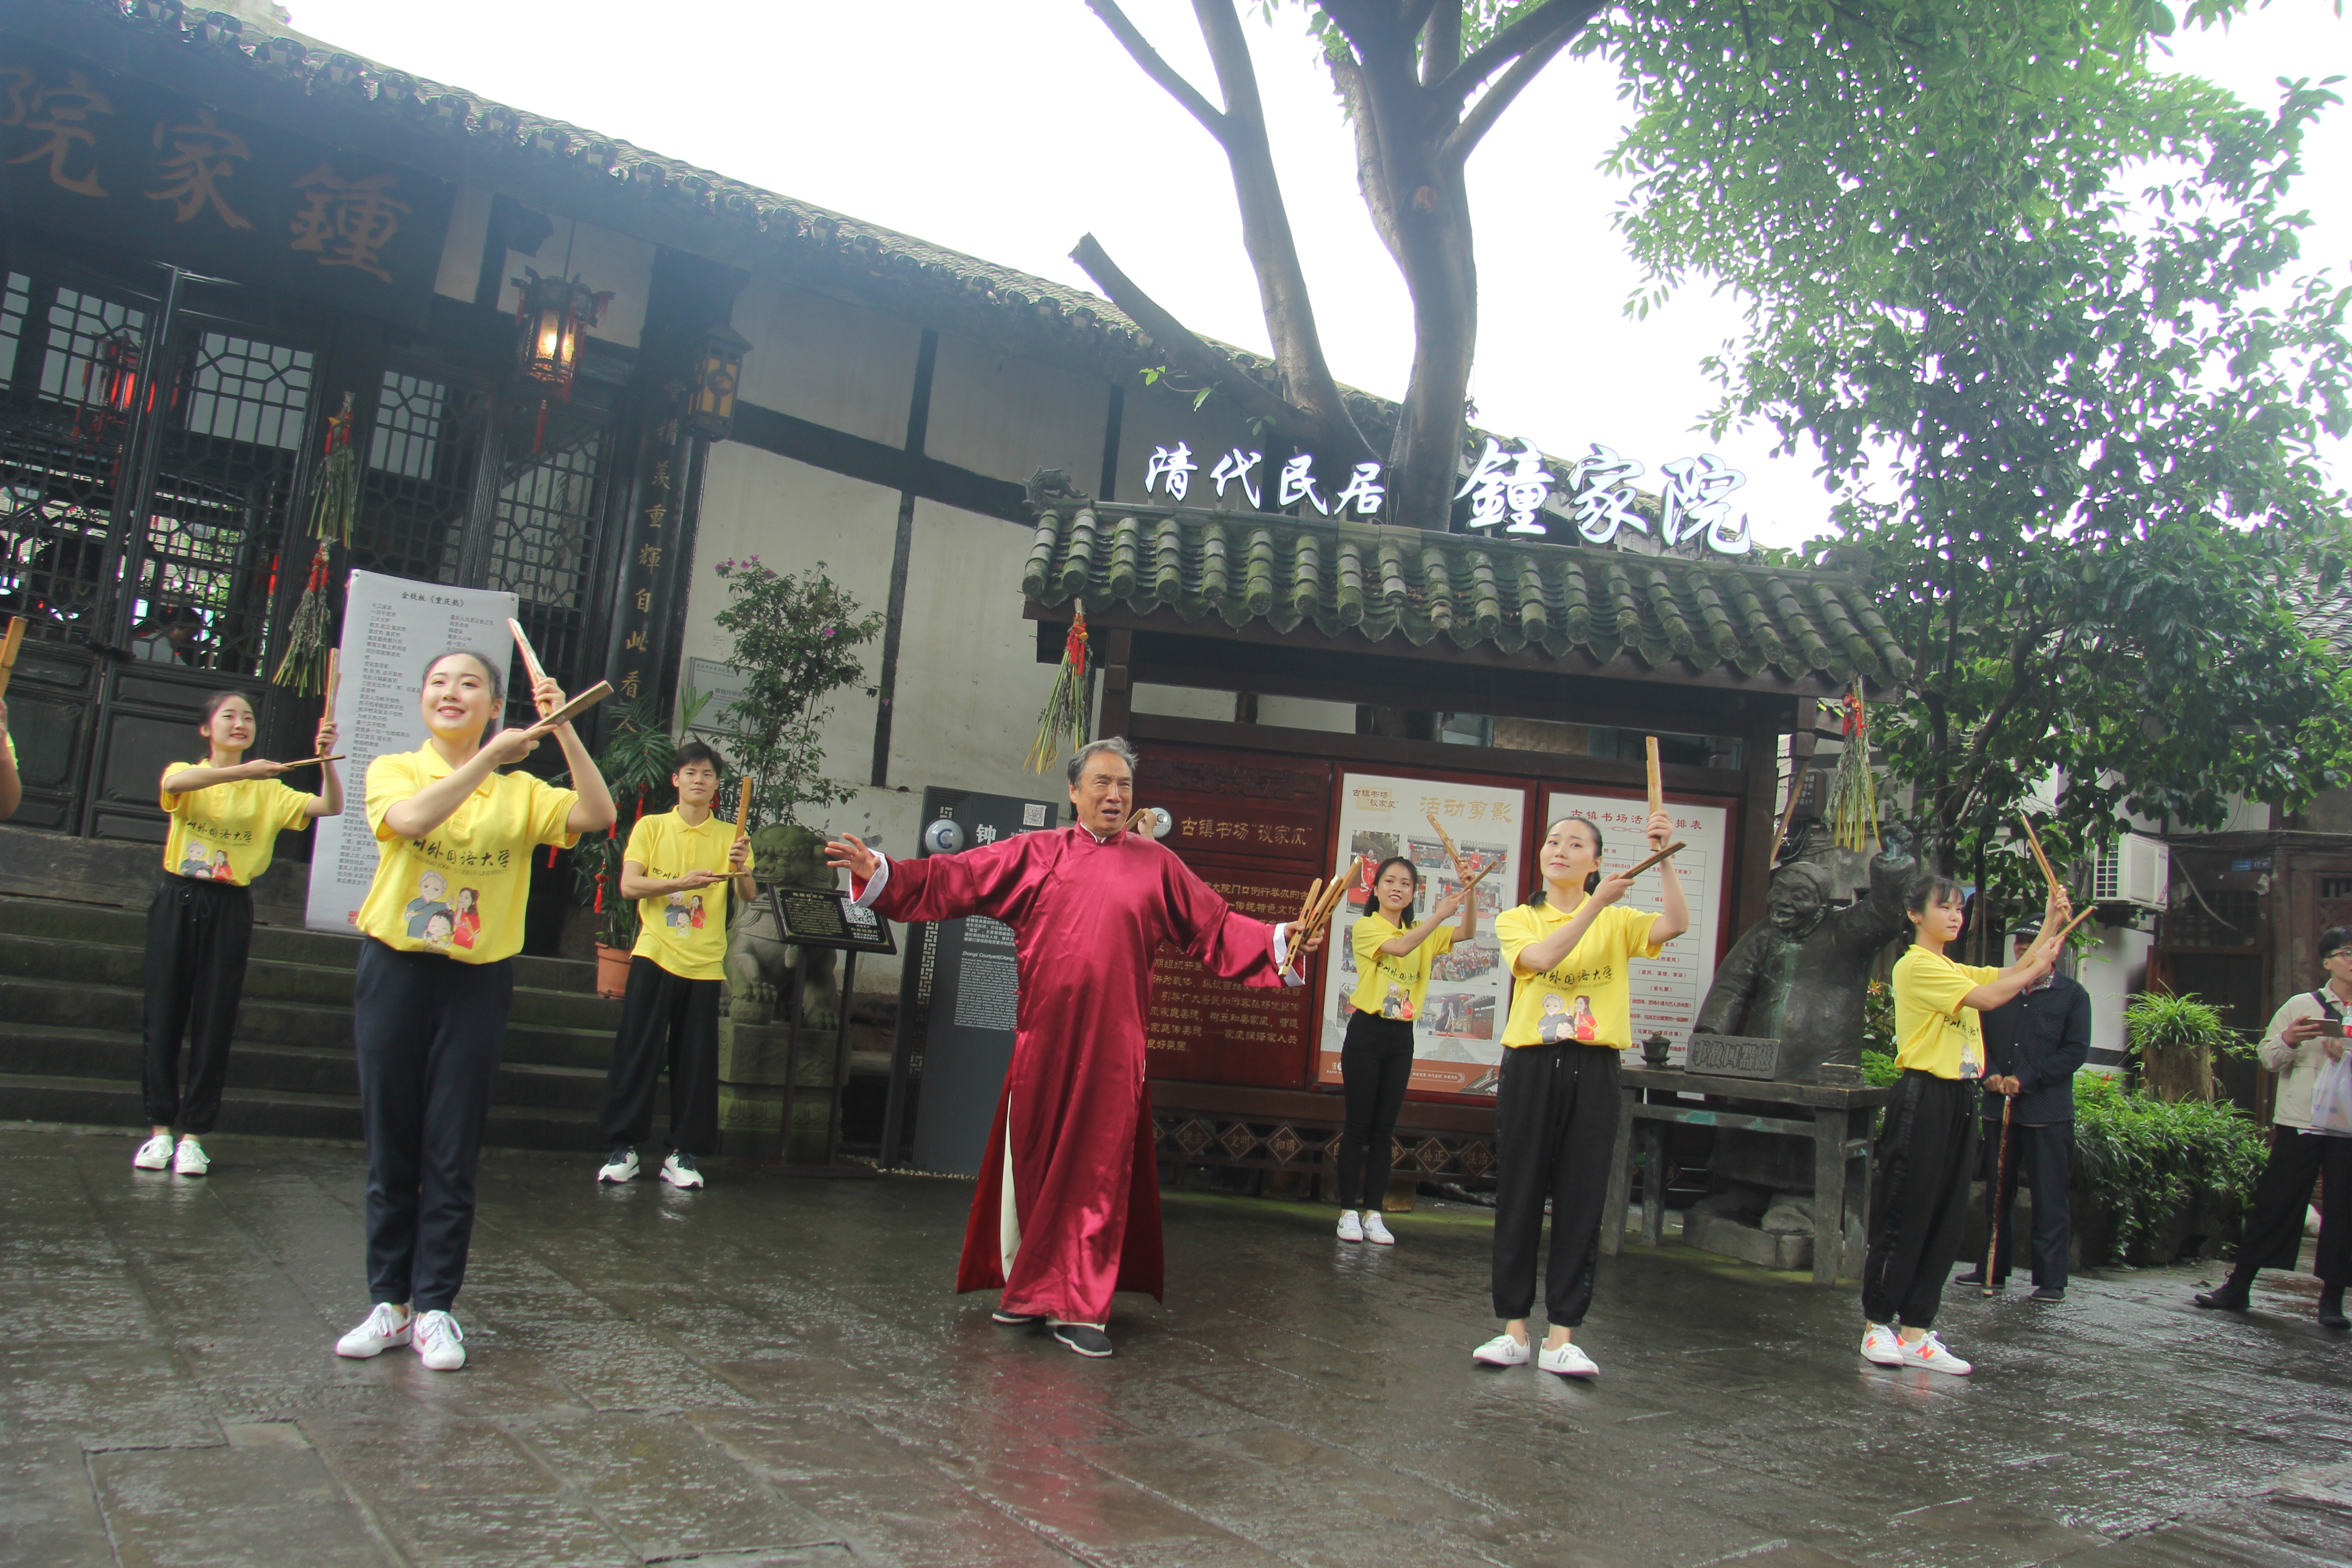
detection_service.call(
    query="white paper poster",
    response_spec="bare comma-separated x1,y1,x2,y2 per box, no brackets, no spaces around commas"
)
1543,789,1729,1064
1316,774,1526,1097
305,571,520,934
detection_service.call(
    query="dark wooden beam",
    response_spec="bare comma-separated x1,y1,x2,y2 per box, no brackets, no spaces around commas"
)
1098,627,1135,740
730,400,1026,523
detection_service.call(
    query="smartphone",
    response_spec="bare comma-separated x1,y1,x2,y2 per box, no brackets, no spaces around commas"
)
2315,1019,2347,1038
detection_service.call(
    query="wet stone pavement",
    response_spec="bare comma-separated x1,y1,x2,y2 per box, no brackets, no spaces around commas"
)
2,1124,2348,1568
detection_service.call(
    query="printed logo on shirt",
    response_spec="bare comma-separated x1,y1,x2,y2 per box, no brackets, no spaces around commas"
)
1536,993,1601,1044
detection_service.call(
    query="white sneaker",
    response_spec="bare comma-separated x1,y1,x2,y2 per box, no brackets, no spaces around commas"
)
133,1134,174,1171
172,1137,210,1177
413,1310,466,1371
659,1152,704,1190
1537,1340,1599,1378
334,1303,412,1358
1472,1332,1532,1367
1897,1331,1972,1376
1336,1210,1363,1242
1860,1324,1904,1366
1361,1212,1396,1246
596,1146,638,1184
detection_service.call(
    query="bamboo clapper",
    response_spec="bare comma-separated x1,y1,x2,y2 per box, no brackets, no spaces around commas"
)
0,616,23,701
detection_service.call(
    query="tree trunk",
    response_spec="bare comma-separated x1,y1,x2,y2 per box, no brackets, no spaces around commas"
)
2138,1043,2213,1104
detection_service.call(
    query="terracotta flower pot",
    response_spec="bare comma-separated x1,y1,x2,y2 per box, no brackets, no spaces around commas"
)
593,942,632,999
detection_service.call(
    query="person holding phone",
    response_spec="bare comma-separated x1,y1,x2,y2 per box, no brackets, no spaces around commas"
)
2194,924,2352,1329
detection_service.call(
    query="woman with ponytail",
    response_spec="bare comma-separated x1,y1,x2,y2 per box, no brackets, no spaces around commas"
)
1472,808,1685,1378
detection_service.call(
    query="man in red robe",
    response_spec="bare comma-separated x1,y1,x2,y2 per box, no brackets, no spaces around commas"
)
825,738,1317,1357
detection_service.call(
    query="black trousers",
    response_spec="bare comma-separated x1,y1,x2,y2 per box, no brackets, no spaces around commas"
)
141,875,252,1133
1982,1116,2073,1289
1862,1070,1981,1329
353,938,512,1313
1490,1044,1621,1326
2228,1127,2352,1289
598,957,721,1156
1336,1009,1414,1210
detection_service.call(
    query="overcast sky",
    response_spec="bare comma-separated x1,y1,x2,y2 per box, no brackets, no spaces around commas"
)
289,0,2348,549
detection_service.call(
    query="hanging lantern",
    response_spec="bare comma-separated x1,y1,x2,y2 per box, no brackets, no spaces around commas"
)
512,268,599,397
683,322,751,441
74,330,144,449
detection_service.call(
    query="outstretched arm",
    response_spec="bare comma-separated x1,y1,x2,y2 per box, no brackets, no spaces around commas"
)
825,830,1044,926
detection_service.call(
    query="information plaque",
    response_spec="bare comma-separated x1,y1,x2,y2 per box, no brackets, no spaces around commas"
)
768,885,897,955
1685,1034,1783,1080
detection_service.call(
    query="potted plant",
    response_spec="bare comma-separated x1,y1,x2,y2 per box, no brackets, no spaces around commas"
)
707,555,882,828
2123,990,2247,1103
570,693,683,996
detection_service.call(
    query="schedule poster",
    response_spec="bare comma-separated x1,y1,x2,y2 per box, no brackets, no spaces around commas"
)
305,571,519,934
1542,789,1729,1065
1316,774,1525,1098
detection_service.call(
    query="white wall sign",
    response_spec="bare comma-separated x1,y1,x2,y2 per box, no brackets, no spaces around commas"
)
1316,774,1526,1098
306,571,520,934
1543,790,1730,1064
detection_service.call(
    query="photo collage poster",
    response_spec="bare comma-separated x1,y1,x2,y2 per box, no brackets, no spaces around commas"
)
1316,774,1524,1097
1542,789,1729,1064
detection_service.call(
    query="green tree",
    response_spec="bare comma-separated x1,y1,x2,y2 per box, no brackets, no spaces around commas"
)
708,556,883,828
1598,1,2352,877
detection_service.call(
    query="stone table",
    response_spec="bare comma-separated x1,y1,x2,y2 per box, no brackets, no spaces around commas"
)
1601,1064,1894,1285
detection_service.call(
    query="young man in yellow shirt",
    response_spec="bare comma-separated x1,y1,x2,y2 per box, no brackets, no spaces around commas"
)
1861,873,2068,1375
595,742,755,1190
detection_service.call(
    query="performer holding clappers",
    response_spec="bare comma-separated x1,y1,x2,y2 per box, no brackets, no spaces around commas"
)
333,652,614,1372
133,692,342,1177
1334,858,1473,1246
1475,809,1686,1379
1859,874,2069,1376
823,738,1320,1358
594,741,755,1191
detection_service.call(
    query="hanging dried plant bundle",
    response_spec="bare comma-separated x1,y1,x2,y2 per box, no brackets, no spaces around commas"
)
1024,608,1094,774
1827,683,1881,851
309,392,358,546
271,542,334,692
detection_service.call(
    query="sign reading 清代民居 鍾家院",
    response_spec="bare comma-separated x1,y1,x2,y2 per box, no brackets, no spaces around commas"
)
1136,438,1754,557
0,41,456,328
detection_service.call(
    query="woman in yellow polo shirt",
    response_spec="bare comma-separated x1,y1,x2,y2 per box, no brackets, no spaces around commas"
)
135,691,341,1178
1472,807,1685,1380
1333,857,1472,1245
331,650,614,1373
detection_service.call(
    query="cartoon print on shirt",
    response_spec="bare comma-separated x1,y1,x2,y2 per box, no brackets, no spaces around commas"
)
421,909,456,950
452,887,481,949
210,850,233,882
404,869,451,938
179,840,212,878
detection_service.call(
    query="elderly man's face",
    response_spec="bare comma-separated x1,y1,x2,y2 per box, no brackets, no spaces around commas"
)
1767,877,1824,933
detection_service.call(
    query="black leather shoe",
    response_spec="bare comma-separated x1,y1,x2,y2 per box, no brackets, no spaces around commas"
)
1955,1270,2003,1290
2193,1285,2251,1311
2318,1291,2348,1331
2029,1287,2066,1303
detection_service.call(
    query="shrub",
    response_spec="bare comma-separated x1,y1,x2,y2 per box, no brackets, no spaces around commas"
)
2071,1073,2268,1265
2123,990,2248,1103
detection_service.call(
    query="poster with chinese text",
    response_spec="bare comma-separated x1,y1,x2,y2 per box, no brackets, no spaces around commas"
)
1315,773,1526,1098
1542,789,1729,1064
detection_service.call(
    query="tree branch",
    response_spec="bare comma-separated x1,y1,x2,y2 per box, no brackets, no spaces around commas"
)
1420,0,1462,86
1086,0,1228,146
1430,0,1606,108
1440,19,1579,164
1329,51,1406,266
1070,232,1308,435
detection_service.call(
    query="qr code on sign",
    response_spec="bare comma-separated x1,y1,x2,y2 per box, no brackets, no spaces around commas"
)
1023,804,1048,826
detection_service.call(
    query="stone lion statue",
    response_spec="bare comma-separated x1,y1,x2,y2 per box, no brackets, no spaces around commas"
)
723,823,842,1034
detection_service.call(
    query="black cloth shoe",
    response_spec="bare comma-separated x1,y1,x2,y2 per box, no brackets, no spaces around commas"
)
1049,1322,1114,1357
1955,1270,2003,1289
990,1308,1045,1327
2318,1289,2347,1331
2193,1282,2252,1311
2029,1286,2066,1303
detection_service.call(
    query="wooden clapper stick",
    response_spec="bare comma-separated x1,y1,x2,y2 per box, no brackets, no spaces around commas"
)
1425,813,1500,899
2017,814,2065,901
508,618,555,717
1284,857,1359,976
0,616,23,701
736,777,754,840
1646,735,1664,823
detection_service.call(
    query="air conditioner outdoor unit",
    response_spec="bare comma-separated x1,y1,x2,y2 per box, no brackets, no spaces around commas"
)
2092,833,2170,908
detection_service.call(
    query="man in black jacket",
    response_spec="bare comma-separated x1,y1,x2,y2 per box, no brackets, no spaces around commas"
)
1959,921,2093,1301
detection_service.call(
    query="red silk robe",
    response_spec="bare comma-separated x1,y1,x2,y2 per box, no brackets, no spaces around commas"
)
861,827,1287,1323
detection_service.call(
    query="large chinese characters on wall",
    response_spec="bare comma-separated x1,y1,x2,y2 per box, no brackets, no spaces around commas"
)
0,41,454,327
1314,774,1525,1098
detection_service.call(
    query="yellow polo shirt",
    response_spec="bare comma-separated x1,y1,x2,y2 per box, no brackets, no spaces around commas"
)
158,764,314,887
1891,946,1999,1079
1496,897,1661,1049
627,809,755,981
1348,911,1455,1022
358,745,581,965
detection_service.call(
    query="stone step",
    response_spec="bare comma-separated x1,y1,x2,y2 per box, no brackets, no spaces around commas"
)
0,975,620,1070
0,931,622,1030
0,1022,652,1114
0,1072,612,1151
0,892,599,995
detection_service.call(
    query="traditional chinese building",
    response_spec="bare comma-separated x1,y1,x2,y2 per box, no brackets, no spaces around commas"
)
0,0,1913,1173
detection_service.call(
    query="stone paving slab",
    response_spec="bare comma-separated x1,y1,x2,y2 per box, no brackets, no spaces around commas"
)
1,1122,2347,1568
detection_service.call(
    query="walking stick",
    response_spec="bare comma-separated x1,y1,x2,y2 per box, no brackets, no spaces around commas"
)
1984,1093,2013,1296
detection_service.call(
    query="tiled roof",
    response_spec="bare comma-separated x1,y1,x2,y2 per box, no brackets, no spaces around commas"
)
1021,499,1912,691
2288,583,2352,660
